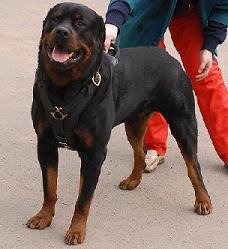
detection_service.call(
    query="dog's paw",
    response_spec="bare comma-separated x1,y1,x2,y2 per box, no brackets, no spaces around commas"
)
26,213,53,229
65,228,86,245
119,177,141,190
194,199,212,215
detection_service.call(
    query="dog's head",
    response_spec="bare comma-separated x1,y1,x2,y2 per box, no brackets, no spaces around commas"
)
39,2,105,85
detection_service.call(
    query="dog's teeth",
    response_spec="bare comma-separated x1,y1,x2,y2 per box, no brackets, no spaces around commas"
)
69,52,74,58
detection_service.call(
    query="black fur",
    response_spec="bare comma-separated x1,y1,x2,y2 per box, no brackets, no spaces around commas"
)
27,2,212,245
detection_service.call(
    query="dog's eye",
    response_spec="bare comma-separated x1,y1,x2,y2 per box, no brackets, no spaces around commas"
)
52,15,60,23
75,20,84,27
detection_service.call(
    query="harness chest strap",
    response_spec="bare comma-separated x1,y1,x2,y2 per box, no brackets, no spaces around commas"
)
37,71,101,149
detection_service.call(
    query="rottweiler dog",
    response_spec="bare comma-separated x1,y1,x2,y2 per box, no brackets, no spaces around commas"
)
26,2,212,245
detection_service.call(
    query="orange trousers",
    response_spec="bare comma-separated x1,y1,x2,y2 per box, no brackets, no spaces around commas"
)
144,7,228,162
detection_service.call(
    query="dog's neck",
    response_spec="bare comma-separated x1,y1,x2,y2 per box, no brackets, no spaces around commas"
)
37,60,104,107
38,47,102,88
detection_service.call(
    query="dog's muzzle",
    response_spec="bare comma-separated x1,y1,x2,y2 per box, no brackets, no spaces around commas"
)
54,26,72,41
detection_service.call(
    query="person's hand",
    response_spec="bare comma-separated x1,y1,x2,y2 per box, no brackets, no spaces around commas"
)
104,24,118,53
195,49,213,81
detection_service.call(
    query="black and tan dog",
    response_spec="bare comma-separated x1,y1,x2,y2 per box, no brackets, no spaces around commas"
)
26,2,212,245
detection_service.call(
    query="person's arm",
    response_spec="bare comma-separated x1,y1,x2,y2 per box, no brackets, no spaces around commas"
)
104,0,130,52
202,21,227,54
196,21,227,81
196,1,228,81
106,0,130,29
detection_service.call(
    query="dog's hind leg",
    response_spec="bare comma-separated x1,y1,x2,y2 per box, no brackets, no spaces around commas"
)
119,117,149,190
167,113,212,215
27,137,58,229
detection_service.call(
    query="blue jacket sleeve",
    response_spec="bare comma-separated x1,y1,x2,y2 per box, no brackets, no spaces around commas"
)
208,0,228,25
108,0,140,13
202,21,227,53
105,0,130,29
202,1,228,53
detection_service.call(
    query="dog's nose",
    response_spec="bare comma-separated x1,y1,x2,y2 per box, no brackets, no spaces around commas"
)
55,26,71,39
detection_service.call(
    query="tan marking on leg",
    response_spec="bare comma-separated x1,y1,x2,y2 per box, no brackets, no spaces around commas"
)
119,116,149,190
45,166,58,207
26,166,58,229
181,152,212,215
79,175,84,196
65,177,92,245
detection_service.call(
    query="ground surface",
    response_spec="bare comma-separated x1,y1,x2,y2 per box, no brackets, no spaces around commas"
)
0,1,228,248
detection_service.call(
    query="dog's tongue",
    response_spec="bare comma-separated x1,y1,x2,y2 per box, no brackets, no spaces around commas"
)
52,47,70,63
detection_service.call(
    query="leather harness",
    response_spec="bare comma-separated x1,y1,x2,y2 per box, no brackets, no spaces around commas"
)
37,46,118,150
38,71,101,150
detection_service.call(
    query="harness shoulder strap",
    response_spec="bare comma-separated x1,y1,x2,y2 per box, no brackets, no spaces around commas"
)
37,73,100,149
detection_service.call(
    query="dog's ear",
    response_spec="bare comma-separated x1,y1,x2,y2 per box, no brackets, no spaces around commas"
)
96,16,105,43
41,18,47,35
41,5,55,34
92,16,105,48
38,6,55,61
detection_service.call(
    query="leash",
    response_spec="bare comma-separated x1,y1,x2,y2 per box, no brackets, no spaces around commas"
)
106,43,119,66
37,71,101,149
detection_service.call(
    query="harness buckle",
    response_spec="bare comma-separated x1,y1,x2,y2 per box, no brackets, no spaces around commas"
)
58,141,73,150
92,71,101,86
50,106,68,121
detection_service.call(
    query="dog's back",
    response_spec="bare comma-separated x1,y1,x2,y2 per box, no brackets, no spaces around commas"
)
110,46,193,126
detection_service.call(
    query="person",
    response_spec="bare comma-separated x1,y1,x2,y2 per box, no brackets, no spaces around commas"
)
104,0,228,172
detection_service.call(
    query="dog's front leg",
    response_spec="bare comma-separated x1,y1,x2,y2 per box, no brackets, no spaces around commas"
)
27,137,58,229
65,148,107,245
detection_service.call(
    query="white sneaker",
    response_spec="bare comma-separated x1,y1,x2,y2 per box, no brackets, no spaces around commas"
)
144,150,165,173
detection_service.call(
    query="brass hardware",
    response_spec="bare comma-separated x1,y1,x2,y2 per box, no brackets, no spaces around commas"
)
92,71,101,86
50,106,68,120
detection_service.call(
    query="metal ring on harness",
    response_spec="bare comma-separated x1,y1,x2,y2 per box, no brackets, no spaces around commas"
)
92,71,101,86
50,106,68,121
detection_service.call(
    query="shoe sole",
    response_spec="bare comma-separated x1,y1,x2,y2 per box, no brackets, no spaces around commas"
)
144,157,165,173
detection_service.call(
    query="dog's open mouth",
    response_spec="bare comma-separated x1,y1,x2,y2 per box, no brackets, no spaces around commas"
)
47,45,84,64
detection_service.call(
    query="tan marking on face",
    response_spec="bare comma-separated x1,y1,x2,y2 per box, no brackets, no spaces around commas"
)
54,11,63,18
75,13,82,20
40,19,94,86
42,38,93,86
41,33,49,45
